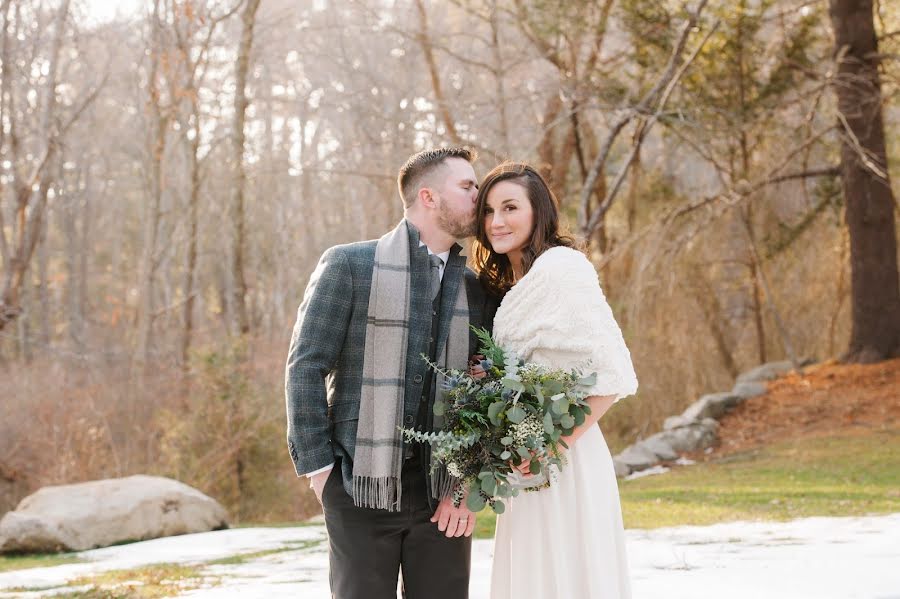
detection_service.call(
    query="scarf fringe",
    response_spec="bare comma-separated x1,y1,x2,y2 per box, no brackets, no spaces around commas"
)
430,464,460,502
352,475,402,512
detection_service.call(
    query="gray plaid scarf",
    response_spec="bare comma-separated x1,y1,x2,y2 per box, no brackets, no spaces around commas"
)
353,219,469,511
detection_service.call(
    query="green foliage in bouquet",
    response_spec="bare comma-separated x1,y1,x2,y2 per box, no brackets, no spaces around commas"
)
401,327,597,514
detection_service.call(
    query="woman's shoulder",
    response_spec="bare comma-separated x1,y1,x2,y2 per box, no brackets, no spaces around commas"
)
528,245,596,281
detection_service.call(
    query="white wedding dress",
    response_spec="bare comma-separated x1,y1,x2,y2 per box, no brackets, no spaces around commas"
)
489,246,638,599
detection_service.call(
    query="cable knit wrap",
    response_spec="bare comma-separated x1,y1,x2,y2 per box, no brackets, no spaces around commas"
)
493,246,638,402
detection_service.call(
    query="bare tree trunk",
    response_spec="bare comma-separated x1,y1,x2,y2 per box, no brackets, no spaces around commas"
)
36,208,50,347
488,1,509,156
228,0,261,338
0,0,70,333
135,0,167,366
828,0,900,362
180,100,200,370
413,0,462,145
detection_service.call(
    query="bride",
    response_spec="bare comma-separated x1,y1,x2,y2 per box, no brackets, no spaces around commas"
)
471,162,638,599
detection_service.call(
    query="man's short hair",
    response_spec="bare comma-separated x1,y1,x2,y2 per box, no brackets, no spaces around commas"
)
397,147,476,209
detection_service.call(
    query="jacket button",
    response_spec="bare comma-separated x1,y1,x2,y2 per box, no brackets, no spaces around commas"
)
413,374,423,384
404,414,414,424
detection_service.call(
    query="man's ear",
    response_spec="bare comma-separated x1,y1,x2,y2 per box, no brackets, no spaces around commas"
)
418,186,436,209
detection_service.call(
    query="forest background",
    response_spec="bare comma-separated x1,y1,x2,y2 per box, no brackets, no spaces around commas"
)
1,0,898,523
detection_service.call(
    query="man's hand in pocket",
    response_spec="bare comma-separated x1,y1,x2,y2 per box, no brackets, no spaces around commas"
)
309,468,332,506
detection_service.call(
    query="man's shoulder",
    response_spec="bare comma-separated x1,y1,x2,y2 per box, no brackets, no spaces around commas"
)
321,240,378,263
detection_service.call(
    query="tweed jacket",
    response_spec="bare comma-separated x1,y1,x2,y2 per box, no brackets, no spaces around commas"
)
285,222,498,498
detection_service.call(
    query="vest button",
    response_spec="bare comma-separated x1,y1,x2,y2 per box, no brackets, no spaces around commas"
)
404,414,414,424
413,374,423,384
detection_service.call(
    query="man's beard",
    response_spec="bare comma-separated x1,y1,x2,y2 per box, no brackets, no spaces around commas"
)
437,197,476,238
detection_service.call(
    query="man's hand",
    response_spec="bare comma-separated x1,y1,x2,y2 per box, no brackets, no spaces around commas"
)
309,468,332,506
431,496,476,538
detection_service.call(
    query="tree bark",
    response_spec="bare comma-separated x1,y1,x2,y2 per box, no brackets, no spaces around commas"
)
0,0,70,334
135,0,167,366
828,0,900,362
228,0,261,338
413,0,462,145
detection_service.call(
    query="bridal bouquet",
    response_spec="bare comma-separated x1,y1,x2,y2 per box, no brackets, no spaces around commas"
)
401,328,597,514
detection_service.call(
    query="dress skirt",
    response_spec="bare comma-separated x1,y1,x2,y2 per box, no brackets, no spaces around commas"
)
490,425,631,599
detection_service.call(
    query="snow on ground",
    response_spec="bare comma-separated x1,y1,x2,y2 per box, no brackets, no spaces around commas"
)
1,514,898,598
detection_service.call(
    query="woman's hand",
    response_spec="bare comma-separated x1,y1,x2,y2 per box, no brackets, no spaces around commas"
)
510,450,539,477
468,354,487,379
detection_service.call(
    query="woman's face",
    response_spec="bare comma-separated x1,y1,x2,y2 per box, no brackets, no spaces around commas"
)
484,180,534,257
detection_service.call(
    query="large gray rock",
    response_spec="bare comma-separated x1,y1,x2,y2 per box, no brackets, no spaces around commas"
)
0,475,228,554
736,361,794,384
615,444,659,472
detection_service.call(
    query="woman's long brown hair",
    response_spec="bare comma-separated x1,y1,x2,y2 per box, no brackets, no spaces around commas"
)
472,162,579,297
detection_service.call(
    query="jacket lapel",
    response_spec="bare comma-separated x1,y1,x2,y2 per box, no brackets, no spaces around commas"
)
406,223,431,357
435,244,465,358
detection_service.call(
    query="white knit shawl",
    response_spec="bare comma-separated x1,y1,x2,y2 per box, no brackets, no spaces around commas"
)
493,246,638,401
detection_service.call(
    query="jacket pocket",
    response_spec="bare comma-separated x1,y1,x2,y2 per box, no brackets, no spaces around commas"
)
330,401,359,423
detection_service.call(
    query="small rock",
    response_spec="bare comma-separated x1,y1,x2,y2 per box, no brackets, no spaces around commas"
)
663,415,689,430
736,361,794,384
640,434,679,461
732,381,767,399
659,421,718,453
613,458,631,478
682,392,742,422
615,444,659,472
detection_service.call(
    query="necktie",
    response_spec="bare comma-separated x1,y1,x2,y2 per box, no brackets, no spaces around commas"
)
429,254,443,301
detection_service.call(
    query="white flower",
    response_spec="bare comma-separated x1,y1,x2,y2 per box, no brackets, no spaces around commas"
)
447,462,463,478
511,414,545,445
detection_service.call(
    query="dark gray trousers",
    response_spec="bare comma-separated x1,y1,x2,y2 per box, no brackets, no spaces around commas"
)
322,457,471,599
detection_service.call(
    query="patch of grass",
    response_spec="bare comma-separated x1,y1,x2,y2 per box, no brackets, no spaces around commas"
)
0,552,85,573
621,430,900,528
61,562,217,598
473,431,900,537
205,539,322,565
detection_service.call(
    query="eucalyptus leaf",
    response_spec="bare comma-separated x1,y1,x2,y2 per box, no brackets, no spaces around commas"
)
481,476,497,496
529,459,542,475
507,405,526,424
466,491,486,512
433,401,446,416
560,413,575,429
543,411,555,433
501,436,513,446
517,446,531,460
577,372,597,387
572,407,586,426
500,450,511,460
501,378,525,393
551,398,568,415
492,499,506,514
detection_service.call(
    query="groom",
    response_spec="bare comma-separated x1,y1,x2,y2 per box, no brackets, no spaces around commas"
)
285,147,497,599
